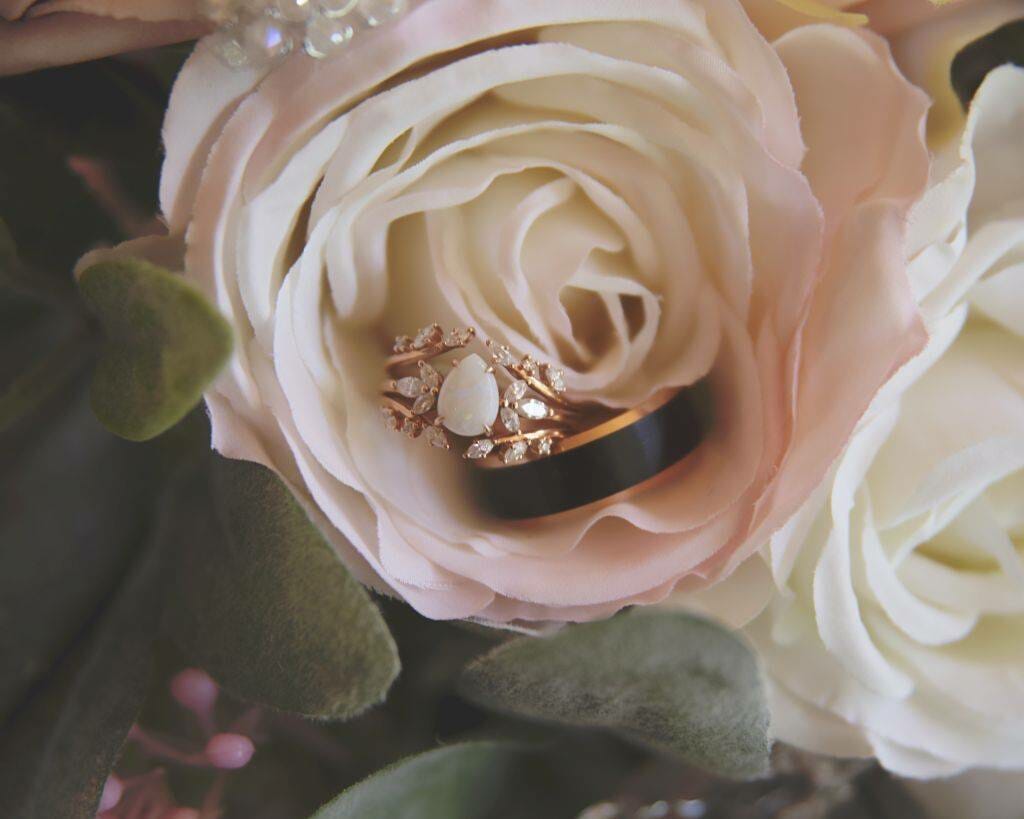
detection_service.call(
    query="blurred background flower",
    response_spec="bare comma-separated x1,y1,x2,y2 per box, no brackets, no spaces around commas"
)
0,1,208,76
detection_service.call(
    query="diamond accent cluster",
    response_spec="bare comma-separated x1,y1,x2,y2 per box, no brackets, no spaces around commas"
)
204,0,408,68
381,327,575,464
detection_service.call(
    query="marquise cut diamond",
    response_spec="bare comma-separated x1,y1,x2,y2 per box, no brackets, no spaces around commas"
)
412,393,435,415
465,439,495,459
443,327,473,347
504,380,528,403
543,364,566,393
517,398,549,420
419,362,443,389
500,406,521,433
413,324,440,348
503,440,528,464
425,426,449,449
396,376,425,398
490,344,516,367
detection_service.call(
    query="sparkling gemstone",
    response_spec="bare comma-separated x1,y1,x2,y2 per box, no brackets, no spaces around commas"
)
318,0,357,16
208,30,250,68
437,353,499,437
490,344,516,367
517,398,549,420
402,418,422,437
425,426,449,449
503,441,529,464
359,0,405,26
380,406,399,431
412,392,435,415
304,13,354,57
243,18,294,61
443,327,473,347
465,439,495,459
418,362,443,389
543,364,566,393
393,334,412,352
395,376,425,398
271,0,313,21
532,437,553,456
520,357,538,378
500,407,521,434
413,324,440,349
504,380,528,404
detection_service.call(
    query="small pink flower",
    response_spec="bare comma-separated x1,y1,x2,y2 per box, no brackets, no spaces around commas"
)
204,733,256,770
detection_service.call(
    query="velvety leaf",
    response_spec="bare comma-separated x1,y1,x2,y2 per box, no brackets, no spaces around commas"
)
78,257,233,441
459,610,770,779
0,488,170,819
0,377,164,722
165,456,400,719
0,332,93,432
0,217,15,286
309,742,530,819
952,19,1024,108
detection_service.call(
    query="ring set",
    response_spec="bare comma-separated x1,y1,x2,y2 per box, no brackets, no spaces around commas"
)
380,325,601,464
380,324,707,519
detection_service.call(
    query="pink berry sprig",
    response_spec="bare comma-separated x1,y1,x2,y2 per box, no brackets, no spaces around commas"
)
96,668,260,819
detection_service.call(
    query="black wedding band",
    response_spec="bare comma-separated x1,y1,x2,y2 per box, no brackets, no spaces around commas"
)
470,385,708,520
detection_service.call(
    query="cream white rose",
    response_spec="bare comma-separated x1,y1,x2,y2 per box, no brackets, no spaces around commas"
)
744,65,1024,778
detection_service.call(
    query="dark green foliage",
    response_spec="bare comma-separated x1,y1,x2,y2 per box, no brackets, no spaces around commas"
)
460,610,771,779
165,457,401,719
309,742,531,819
78,258,233,441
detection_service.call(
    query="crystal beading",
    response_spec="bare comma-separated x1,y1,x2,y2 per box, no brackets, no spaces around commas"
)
206,0,408,67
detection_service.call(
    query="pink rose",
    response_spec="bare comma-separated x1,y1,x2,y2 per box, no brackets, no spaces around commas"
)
154,0,929,623
0,0,207,76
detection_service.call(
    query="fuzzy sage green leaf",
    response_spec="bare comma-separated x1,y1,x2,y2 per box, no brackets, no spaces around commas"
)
165,456,400,719
0,486,168,819
309,742,531,819
77,257,232,441
459,610,770,779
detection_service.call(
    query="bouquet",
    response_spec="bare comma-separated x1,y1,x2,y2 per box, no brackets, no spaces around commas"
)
1,1,1022,816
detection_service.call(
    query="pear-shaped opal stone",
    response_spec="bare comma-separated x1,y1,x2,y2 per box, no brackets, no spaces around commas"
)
437,353,499,436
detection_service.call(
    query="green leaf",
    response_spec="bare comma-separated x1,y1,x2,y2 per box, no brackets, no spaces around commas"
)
78,257,233,441
459,609,770,779
0,378,165,722
0,222,97,430
165,456,401,719
0,217,16,286
309,742,531,819
0,331,93,432
0,485,170,819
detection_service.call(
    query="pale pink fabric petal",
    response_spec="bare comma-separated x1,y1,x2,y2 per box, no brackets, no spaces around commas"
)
0,14,205,76
0,0,34,20
746,25,929,548
161,42,270,234
26,0,202,21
